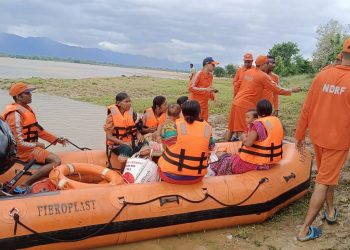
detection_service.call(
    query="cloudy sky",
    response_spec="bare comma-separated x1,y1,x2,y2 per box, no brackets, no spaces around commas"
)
0,0,349,66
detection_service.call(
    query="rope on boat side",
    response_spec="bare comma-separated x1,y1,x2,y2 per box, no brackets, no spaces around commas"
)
10,177,268,242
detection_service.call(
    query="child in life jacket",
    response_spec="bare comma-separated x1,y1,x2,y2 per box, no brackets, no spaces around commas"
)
241,109,258,139
154,104,182,147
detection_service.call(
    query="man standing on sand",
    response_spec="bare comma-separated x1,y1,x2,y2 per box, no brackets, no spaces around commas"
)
295,38,350,241
226,53,254,141
2,82,68,194
189,57,219,121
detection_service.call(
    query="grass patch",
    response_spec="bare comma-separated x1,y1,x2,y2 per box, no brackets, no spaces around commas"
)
0,74,313,138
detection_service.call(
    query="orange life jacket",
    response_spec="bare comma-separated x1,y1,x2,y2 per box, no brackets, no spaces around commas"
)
158,118,212,176
106,105,137,145
239,116,283,165
2,103,43,142
143,108,166,128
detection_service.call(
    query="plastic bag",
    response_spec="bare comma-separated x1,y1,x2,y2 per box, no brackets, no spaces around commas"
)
123,152,160,184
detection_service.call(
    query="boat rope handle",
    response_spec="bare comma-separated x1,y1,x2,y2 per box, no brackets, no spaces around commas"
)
45,138,91,151
124,177,268,207
12,203,128,242
11,177,268,242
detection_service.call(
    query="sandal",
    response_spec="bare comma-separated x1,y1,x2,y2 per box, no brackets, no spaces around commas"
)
13,186,29,195
322,208,339,225
296,226,322,242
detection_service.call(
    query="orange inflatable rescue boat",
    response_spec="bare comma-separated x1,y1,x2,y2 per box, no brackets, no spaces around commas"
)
0,142,312,250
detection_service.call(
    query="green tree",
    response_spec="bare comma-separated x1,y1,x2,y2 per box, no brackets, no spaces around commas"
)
294,55,315,74
214,66,226,77
268,42,314,76
268,42,299,67
225,64,238,77
312,19,348,70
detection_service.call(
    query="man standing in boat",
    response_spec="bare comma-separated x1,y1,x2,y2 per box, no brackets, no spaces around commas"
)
2,82,68,194
295,38,350,241
188,57,219,121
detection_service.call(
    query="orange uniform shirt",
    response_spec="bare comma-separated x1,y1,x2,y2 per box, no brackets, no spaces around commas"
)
261,72,280,110
295,65,350,150
233,68,291,110
233,66,254,97
321,64,334,71
189,70,214,100
188,70,215,121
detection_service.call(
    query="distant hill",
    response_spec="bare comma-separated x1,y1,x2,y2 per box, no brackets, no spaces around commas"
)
0,33,190,71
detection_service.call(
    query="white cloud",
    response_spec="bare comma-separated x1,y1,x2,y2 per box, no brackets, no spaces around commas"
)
5,24,49,38
98,41,132,52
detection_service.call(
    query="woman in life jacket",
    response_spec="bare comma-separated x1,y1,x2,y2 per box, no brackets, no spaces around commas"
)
158,100,215,184
104,92,146,162
0,117,17,175
210,99,283,176
142,96,168,134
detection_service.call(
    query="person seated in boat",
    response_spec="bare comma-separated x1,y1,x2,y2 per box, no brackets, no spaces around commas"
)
142,96,168,134
176,96,188,118
157,100,215,184
104,92,147,163
244,109,258,134
2,82,68,194
153,103,182,147
0,116,17,175
177,96,188,107
213,109,258,161
210,99,283,176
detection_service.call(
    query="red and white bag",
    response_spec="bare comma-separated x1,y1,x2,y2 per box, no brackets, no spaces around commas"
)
122,152,160,184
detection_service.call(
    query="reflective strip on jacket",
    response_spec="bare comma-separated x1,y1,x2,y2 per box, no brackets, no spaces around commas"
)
2,103,43,143
158,118,212,176
143,107,166,128
107,105,137,145
239,116,283,165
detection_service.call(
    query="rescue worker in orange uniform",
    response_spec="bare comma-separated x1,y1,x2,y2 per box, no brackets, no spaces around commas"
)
226,55,301,141
295,38,350,241
2,82,68,194
104,92,145,163
233,53,254,98
189,57,219,121
142,96,168,134
225,53,254,141
158,100,215,184
261,56,280,116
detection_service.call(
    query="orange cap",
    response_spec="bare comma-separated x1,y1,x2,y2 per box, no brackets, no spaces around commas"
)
255,55,269,66
342,38,350,53
336,52,343,60
9,82,36,97
244,53,253,61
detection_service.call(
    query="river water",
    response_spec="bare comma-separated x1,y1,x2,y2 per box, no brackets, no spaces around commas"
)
0,57,188,79
0,90,106,152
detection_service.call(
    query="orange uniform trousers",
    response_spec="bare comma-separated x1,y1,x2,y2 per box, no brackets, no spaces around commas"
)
313,144,349,185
